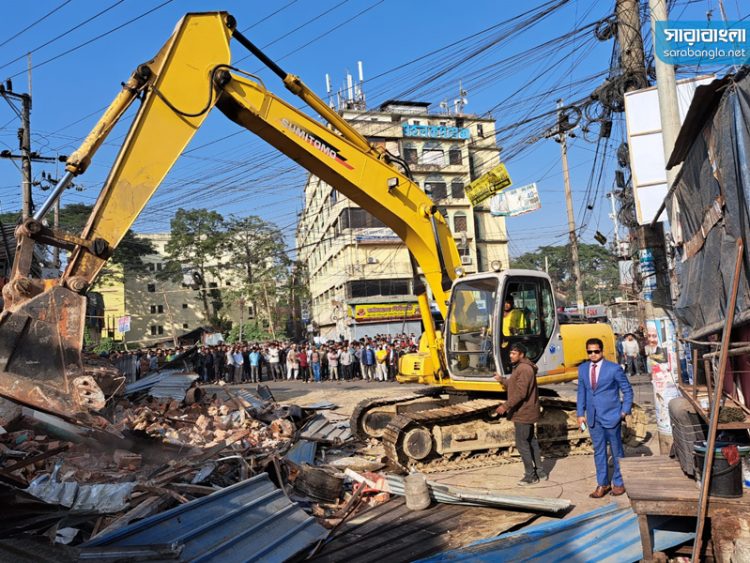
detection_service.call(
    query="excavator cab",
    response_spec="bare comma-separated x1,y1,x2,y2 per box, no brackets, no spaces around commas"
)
445,270,561,378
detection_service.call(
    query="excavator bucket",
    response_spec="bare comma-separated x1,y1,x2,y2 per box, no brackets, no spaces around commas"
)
0,286,106,419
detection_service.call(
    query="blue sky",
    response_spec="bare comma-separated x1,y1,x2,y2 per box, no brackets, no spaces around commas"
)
0,0,745,259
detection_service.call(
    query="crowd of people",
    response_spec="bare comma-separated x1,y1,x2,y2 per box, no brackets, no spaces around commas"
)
108,334,421,385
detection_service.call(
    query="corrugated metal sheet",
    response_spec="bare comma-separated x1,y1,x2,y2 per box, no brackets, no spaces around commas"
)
234,390,266,410
125,369,198,399
286,439,318,465
416,504,695,563
299,414,352,444
82,473,327,563
385,475,570,513
149,374,199,400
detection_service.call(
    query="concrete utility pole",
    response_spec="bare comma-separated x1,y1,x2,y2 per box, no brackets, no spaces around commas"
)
615,0,670,322
556,99,585,315
162,290,179,347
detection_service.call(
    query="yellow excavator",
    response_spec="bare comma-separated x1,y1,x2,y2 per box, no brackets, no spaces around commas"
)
0,12,630,471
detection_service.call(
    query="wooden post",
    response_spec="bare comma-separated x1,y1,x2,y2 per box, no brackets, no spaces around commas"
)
691,238,744,562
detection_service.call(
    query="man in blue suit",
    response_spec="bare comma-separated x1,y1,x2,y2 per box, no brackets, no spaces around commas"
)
577,338,634,498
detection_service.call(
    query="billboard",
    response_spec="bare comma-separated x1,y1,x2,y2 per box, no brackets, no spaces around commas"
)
489,182,541,217
349,302,421,323
623,75,714,224
465,163,512,207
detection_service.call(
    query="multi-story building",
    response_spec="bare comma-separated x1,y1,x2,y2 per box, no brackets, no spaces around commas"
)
122,233,248,347
297,100,509,340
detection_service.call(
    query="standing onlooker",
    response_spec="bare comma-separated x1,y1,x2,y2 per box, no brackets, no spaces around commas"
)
311,347,321,382
362,343,376,382
340,344,353,381
249,346,260,383
232,346,244,384
298,346,309,383
577,338,633,498
494,343,546,485
286,344,299,380
388,344,400,381
375,344,389,381
621,333,640,377
225,346,236,383
327,346,341,382
353,342,363,379
268,342,281,381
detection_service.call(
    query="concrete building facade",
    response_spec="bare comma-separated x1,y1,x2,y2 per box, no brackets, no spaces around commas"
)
121,233,248,347
296,100,509,339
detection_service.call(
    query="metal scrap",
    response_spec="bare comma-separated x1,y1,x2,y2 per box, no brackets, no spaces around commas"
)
299,414,352,444
26,463,136,513
385,474,571,514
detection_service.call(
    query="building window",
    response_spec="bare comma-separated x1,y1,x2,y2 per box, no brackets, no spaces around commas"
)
330,190,338,205
425,181,447,200
420,148,444,166
183,323,189,329
150,325,164,336
454,212,467,233
451,181,465,199
347,279,410,298
449,148,462,165
403,147,418,165
156,262,163,272
182,303,188,309
226,281,232,287
149,305,164,314
339,208,385,229
208,282,218,289
147,263,155,272
476,124,484,138
147,283,155,293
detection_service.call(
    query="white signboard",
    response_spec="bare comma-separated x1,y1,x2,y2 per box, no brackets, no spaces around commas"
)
117,315,131,334
489,182,541,217
624,75,714,225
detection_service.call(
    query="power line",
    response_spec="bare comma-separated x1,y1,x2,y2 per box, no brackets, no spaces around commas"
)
6,0,178,80
0,0,74,49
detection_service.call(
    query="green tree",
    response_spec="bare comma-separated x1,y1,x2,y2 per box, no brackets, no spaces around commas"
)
223,215,291,339
512,243,620,305
163,208,226,323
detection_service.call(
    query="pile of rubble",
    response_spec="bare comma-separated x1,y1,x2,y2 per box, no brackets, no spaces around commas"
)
0,360,577,562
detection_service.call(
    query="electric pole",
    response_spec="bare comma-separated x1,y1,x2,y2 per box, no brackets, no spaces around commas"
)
615,0,670,321
556,99,585,315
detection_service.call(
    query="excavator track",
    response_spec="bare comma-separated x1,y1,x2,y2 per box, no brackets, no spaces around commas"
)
350,387,446,442
382,397,592,473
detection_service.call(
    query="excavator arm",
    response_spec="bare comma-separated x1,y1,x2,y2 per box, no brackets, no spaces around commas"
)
0,12,460,419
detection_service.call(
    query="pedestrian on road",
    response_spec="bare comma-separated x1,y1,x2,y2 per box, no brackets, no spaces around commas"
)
622,333,640,377
311,347,321,382
577,338,633,498
494,343,546,486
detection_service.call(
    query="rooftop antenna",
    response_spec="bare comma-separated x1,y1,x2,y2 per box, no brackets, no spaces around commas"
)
325,73,334,108
454,81,468,114
346,72,354,104
356,60,366,109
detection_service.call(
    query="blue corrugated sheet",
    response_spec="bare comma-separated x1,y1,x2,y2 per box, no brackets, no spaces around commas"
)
416,504,695,563
285,439,318,465
82,473,327,563
299,414,352,444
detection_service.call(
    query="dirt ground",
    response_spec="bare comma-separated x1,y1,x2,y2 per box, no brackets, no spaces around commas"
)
223,374,660,525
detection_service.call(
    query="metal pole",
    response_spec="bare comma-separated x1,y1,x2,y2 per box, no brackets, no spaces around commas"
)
20,94,32,219
53,197,60,269
557,100,585,315
34,170,74,221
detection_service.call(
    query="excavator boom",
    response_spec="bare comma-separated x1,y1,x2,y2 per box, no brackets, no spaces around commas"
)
0,12,459,419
